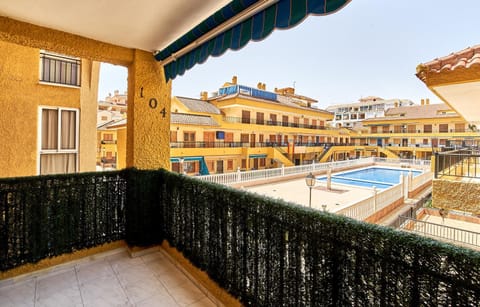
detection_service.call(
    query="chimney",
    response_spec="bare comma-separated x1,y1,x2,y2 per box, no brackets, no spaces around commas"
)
232,75,237,84
421,99,425,105
257,82,263,89
426,98,430,105
200,91,208,101
394,102,398,108
262,83,266,90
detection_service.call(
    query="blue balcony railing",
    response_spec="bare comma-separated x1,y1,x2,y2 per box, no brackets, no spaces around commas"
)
1,169,479,305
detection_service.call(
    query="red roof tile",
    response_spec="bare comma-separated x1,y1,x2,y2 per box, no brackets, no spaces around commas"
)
417,45,480,80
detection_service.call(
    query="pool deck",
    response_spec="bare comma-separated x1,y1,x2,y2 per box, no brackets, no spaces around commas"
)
244,178,375,213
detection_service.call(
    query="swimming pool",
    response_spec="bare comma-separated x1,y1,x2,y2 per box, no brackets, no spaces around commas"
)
317,167,422,189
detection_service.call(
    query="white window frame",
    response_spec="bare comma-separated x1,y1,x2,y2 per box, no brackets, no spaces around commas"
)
37,106,80,174
39,50,81,88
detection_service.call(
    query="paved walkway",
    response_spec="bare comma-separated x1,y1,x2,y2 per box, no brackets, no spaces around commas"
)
0,248,218,307
245,178,374,212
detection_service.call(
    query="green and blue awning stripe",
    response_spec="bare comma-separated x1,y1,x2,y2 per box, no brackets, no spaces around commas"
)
156,0,351,81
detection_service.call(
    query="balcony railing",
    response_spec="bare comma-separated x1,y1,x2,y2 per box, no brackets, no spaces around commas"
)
1,169,479,305
435,150,480,178
40,52,81,87
101,140,117,144
368,128,468,134
398,215,480,248
170,141,348,149
224,116,327,130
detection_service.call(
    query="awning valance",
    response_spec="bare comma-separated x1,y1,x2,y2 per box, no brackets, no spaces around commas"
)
156,0,351,81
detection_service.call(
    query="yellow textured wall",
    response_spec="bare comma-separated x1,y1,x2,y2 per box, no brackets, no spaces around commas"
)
0,17,133,66
1,17,172,173
432,179,480,215
127,50,171,169
116,128,127,170
79,60,100,172
0,41,98,177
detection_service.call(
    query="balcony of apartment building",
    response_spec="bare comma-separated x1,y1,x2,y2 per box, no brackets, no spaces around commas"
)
1,169,479,306
224,115,327,130
409,149,480,249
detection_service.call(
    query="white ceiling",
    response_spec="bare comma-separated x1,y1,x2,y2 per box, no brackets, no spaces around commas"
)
433,81,480,123
0,0,232,52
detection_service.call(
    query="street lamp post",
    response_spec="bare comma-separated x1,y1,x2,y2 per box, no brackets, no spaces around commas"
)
305,172,316,208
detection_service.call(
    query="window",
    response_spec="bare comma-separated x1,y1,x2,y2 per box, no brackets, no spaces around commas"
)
40,51,81,86
207,160,215,172
39,107,78,175
170,131,177,142
282,115,289,127
371,126,378,133
184,131,195,148
293,117,300,127
382,126,389,133
240,133,249,143
304,118,309,127
455,123,465,132
241,159,247,169
311,119,317,129
227,160,234,171
393,125,402,133
269,114,277,125
407,125,416,133
439,124,448,133
103,133,113,141
256,112,264,125
242,110,251,124
423,124,432,133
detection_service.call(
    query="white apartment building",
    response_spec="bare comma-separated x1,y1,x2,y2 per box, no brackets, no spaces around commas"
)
327,96,416,128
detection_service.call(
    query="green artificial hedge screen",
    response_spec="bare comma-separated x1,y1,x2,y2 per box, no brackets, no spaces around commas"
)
1,169,479,306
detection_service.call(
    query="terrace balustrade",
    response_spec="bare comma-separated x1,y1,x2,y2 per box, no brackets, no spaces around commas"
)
1,169,478,305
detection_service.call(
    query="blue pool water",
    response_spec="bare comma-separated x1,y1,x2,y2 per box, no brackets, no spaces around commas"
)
317,167,422,189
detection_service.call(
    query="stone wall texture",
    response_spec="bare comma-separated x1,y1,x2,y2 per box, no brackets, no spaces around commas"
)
432,179,480,215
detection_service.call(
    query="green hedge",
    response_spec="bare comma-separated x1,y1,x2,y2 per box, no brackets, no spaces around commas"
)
0,171,126,271
1,169,479,305
153,169,480,306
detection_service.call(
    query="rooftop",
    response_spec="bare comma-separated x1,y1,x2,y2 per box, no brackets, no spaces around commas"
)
416,44,480,81
176,97,221,115
365,103,459,121
171,113,219,126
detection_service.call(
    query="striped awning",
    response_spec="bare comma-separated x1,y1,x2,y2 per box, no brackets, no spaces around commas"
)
156,0,351,81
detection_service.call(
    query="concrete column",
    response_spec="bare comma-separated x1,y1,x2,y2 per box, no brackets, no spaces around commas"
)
127,50,171,169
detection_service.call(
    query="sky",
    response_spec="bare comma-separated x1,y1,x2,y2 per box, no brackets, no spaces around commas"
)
98,0,480,109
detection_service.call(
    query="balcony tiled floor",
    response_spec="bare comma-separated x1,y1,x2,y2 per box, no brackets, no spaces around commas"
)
0,248,218,307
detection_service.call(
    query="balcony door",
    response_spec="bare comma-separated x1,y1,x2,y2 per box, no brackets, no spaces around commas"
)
204,131,215,148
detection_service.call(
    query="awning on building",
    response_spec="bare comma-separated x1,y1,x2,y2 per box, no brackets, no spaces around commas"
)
249,154,267,159
156,0,351,81
170,157,210,175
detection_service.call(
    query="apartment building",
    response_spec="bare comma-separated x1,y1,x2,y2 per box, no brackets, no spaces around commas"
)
351,101,478,160
169,77,352,175
327,96,415,128
0,41,99,177
416,44,480,215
